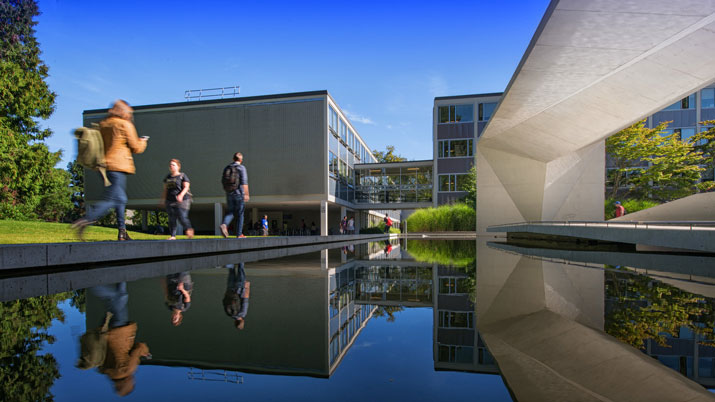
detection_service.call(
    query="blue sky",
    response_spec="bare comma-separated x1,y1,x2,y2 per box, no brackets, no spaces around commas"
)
35,0,550,166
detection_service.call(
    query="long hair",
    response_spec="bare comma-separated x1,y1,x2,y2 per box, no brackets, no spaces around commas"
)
108,99,133,120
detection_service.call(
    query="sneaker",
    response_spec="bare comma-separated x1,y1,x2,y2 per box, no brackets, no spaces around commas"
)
118,228,132,241
71,218,92,241
168,236,176,240
238,234,246,238
185,228,194,239
220,224,229,238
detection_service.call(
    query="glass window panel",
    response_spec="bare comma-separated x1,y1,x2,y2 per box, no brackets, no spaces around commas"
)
439,106,449,123
454,104,473,122
663,100,682,111
479,102,497,120
456,174,469,191
439,175,451,191
683,94,695,109
439,278,453,294
455,346,474,363
456,278,470,293
681,127,696,141
703,88,715,109
329,133,338,154
449,105,455,122
451,140,470,157
340,120,347,142
438,345,451,362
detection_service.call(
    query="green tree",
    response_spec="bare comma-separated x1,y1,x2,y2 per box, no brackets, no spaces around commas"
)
67,160,85,221
459,165,476,209
606,120,706,201
690,120,715,190
0,0,66,220
0,292,72,401
372,145,407,163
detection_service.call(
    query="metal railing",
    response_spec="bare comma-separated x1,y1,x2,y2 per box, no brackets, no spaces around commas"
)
184,86,240,101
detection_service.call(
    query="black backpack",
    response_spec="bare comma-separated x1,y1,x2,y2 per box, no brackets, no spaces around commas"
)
222,164,240,192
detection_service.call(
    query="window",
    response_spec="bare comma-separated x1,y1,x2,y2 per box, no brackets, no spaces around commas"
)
438,104,474,123
329,106,338,133
664,94,695,110
703,88,715,109
348,130,354,150
438,311,473,328
479,102,497,121
439,174,469,192
438,139,473,158
329,152,338,177
438,345,474,363
439,278,471,294
339,120,347,142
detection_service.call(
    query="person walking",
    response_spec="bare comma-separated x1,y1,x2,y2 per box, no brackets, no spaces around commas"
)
383,216,392,233
614,201,626,218
220,153,249,238
72,100,147,241
223,263,250,330
347,216,355,234
261,215,269,236
161,159,194,240
340,216,347,235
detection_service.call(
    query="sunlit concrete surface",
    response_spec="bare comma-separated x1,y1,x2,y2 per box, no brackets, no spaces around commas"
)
612,192,715,222
477,0,715,233
487,221,715,253
0,234,388,271
476,240,715,401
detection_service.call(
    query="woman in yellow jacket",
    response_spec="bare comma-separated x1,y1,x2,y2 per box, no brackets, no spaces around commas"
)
73,100,147,240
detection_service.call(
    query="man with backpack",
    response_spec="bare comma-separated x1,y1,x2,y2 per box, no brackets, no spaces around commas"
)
220,152,250,238
72,100,147,241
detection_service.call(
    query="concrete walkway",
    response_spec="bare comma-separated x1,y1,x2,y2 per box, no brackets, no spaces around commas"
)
0,234,393,271
488,221,715,253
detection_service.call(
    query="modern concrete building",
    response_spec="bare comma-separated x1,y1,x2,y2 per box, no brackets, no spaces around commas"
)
83,91,400,236
433,93,500,206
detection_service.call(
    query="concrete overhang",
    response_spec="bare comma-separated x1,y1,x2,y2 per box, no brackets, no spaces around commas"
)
480,0,715,163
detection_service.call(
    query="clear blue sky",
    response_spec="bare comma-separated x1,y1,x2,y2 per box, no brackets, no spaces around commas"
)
35,0,550,166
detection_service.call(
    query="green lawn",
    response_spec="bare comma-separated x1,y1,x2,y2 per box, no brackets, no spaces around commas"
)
0,220,227,244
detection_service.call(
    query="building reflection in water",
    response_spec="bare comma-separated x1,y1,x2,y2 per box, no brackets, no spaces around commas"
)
83,240,496,379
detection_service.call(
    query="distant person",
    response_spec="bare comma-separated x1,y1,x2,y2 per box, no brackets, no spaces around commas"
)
72,100,148,241
347,217,355,234
223,263,250,330
261,215,269,236
301,219,307,235
340,216,347,234
162,272,193,326
84,282,150,397
383,216,392,233
310,222,317,235
220,152,249,238
614,201,626,218
161,159,194,240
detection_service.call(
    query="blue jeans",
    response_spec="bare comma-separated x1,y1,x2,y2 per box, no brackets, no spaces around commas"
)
90,282,128,328
166,203,192,236
85,171,128,229
222,192,245,236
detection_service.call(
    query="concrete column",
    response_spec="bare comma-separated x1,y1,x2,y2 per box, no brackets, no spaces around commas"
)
141,210,148,231
320,200,328,236
355,211,362,234
321,249,328,270
252,208,258,225
214,202,223,236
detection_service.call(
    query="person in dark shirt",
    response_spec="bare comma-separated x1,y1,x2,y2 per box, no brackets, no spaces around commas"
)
220,152,250,238
161,159,194,240
162,272,193,326
223,263,250,330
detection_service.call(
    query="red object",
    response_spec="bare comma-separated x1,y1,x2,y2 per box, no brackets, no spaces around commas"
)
615,205,625,217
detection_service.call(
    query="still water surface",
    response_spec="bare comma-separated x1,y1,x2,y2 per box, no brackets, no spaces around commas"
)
3,239,715,401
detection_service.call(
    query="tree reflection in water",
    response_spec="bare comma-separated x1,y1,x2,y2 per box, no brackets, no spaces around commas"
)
406,239,476,303
0,291,74,401
605,269,715,349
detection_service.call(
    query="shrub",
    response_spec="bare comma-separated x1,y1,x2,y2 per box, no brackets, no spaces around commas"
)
406,203,475,232
604,197,661,219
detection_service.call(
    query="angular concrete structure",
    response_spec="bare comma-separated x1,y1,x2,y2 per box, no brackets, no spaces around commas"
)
477,0,715,233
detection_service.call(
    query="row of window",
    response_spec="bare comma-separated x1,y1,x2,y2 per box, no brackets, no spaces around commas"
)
438,139,473,158
439,173,470,192
663,88,715,110
439,277,471,294
329,106,374,163
329,151,354,185
438,102,497,124
438,311,474,329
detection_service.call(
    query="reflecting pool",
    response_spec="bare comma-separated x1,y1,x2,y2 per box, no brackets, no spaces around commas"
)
3,238,715,401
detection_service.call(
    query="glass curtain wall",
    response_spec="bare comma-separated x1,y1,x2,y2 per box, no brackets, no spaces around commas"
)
355,166,432,204
328,105,375,202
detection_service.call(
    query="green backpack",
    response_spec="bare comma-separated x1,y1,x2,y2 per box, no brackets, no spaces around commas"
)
76,312,113,370
74,124,111,186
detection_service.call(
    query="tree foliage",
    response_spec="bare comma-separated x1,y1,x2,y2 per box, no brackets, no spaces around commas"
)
372,145,407,163
605,270,715,350
459,165,476,209
0,0,71,220
606,120,708,201
0,292,72,401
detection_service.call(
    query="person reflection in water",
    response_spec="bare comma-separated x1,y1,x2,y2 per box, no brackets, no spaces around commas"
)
223,263,250,330
87,282,150,397
162,272,193,326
